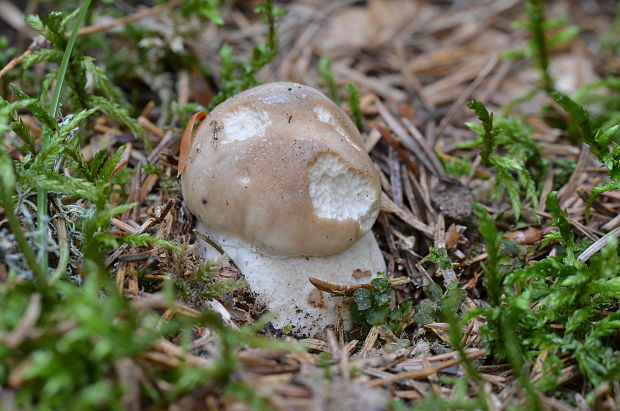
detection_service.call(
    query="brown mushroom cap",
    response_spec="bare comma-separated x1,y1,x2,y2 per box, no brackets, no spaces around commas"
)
182,82,381,256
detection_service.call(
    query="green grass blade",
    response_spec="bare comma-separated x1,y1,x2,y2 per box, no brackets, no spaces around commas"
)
525,0,554,93
318,57,340,105
48,1,92,124
36,0,92,277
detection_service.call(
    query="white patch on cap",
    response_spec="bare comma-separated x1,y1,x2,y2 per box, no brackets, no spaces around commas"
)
313,105,361,150
239,175,250,186
308,153,377,231
222,105,271,143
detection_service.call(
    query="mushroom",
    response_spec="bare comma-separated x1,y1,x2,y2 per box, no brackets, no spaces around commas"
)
181,82,386,336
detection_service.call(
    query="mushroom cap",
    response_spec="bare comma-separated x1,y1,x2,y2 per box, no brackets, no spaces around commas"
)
182,82,381,256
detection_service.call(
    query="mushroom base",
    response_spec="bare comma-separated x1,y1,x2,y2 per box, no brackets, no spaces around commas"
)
196,223,386,337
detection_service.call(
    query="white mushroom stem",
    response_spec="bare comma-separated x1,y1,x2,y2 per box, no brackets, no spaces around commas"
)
196,223,386,337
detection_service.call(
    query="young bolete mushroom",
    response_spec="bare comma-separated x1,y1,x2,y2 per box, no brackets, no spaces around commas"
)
182,82,385,336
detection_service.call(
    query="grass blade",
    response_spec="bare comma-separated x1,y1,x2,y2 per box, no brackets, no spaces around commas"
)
36,0,92,276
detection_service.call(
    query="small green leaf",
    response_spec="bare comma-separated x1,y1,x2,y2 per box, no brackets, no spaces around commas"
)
118,234,180,251
550,91,595,145
95,203,138,225
10,118,37,154
464,121,484,136
374,291,391,307
545,191,575,261
371,276,390,293
492,156,524,171
353,288,372,310
549,26,580,47
467,100,499,167
441,286,467,315
428,247,452,269
10,85,58,131
425,282,443,303
181,0,223,24
598,125,619,146
99,146,126,184
412,302,437,325
19,170,99,201
366,305,389,326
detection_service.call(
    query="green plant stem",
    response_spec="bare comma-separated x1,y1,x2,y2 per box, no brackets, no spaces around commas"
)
264,0,277,55
0,187,46,286
501,311,542,410
36,0,92,276
346,82,363,130
318,57,340,105
473,203,503,307
526,0,554,93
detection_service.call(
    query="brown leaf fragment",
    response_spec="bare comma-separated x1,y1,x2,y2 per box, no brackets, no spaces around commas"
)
137,116,165,140
309,277,410,297
377,125,420,178
394,390,422,400
309,277,369,297
274,383,312,399
177,111,206,176
139,173,159,203
445,223,459,249
504,227,542,245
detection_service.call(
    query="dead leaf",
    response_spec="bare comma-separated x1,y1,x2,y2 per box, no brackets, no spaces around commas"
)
177,111,206,176
504,227,543,245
